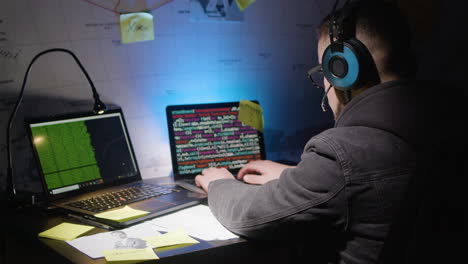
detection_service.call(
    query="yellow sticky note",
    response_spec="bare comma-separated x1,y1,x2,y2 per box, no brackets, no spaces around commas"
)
38,222,94,241
120,12,155,44
144,229,199,248
95,206,149,223
238,100,264,132
235,0,256,11
103,247,158,264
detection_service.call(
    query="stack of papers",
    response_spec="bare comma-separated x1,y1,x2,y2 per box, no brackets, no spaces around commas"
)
67,222,161,259
66,204,238,260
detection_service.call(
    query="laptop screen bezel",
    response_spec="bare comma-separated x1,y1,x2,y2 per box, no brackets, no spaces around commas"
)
165,101,266,181
25,108,142,202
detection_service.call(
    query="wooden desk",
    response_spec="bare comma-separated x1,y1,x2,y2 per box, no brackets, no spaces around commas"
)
3,178,294,264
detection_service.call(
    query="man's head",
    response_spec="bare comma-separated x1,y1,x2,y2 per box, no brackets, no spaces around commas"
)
317,0,415,118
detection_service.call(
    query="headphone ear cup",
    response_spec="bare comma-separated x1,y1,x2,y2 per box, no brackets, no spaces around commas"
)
346,38,380,87
322,42,361,91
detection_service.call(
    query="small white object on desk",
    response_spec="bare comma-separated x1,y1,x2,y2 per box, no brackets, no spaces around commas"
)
67,222,161,259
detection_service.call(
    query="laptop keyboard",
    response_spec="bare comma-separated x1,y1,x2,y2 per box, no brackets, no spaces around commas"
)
65,184,177,213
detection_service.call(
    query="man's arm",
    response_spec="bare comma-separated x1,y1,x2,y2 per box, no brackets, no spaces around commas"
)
197,137,347,240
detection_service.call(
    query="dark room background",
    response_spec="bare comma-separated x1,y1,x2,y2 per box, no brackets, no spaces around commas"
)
0,0,465,195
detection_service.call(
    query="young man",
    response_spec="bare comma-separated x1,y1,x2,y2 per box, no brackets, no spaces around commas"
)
195,1,452,263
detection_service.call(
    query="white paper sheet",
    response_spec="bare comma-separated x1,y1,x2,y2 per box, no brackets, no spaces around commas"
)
147,205,239,240
67,205,238,258
66,222,161,259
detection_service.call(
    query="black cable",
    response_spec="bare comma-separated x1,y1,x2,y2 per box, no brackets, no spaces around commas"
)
5,48,107,201
321,84,333,112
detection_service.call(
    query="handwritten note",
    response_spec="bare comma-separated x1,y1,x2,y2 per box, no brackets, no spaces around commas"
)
144,229,199,248
38,222,94,241
119,12,155,44
103,247,158,263
238,100,264,132
0,47,21,60
95,206,150,223
235,0,256,11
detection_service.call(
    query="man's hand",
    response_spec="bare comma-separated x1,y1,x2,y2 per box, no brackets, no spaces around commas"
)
194,160,295,192
237,160,295,185
195,167,235,193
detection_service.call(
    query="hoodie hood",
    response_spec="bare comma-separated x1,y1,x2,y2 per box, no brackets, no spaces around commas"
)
334,80,451,151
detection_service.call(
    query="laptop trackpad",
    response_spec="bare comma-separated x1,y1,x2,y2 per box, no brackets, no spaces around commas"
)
176,181,206,195
131,198,177,212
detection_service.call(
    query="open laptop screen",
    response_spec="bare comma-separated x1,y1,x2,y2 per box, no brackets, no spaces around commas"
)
27,109,139,197
166,101,266,179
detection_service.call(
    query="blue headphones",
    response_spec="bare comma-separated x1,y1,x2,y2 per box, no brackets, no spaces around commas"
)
321,0,380,102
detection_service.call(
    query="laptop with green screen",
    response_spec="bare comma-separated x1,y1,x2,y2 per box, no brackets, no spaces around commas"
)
27,108,205,229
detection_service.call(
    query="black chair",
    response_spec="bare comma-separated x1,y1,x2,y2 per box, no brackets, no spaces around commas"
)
378,130,466,263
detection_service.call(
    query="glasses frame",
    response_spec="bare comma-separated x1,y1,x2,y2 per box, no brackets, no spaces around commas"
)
307,64,324,89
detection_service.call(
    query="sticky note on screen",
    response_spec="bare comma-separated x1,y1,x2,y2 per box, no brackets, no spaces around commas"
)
95,206,149,223
120,12,155,44
38,222,94,241
236,0,256,11
238,100,264,132
103,247,159,264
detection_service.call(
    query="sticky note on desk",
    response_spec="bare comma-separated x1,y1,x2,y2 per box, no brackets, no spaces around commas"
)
144,229,199,248
38,222,94,241
120,12,155,44
236,0,256,11
103,247,158,264
95,206,149,223
238,100,264,132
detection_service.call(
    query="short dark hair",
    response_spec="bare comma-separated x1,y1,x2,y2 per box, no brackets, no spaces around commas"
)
318,0,416,79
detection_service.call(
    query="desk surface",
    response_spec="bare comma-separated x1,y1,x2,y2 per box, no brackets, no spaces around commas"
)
15,210,249,263
3,177,294,264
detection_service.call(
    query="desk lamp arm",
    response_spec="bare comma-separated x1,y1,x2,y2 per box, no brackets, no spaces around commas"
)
5,48,107,201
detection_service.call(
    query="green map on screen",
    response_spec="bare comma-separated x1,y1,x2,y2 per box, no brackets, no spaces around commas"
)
31,121,101,190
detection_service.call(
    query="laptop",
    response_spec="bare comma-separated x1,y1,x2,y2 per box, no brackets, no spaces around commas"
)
165,101,266,193
26,108,206,229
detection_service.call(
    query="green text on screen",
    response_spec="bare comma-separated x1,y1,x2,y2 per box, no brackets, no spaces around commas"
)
31,121,101,190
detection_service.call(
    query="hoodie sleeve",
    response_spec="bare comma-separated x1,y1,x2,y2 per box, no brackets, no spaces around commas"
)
207,134,347,240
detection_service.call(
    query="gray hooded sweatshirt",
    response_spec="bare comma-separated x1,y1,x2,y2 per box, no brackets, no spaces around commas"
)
207,80,447,264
